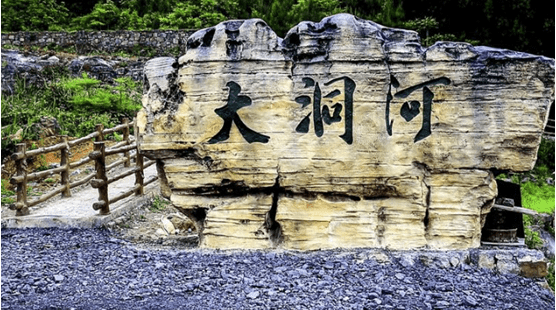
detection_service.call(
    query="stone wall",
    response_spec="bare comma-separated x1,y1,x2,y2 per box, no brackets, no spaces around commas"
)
1,30,196,56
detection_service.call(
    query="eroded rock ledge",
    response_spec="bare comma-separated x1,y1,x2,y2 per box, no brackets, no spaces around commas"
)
136,14,554,250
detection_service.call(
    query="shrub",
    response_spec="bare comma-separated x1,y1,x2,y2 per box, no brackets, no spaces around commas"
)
1,71,142,152
1,179,15,196
524,225,543,249
150,195,169,212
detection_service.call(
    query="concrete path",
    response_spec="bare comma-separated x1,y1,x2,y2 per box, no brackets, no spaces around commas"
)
1,165,159,229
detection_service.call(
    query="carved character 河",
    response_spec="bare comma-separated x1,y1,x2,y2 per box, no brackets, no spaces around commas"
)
386,76,451,142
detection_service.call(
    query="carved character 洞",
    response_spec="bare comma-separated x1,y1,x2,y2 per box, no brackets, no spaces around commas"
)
208,81,270,144
385,75,451,142
295,76,355,144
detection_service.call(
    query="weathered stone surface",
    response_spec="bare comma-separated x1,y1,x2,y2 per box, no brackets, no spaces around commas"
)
137,14,554,250
171,193,273,249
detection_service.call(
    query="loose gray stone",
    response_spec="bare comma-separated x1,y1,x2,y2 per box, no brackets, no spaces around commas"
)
246,291,259,299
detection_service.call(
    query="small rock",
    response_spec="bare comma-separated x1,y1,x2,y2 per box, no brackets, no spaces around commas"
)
295,268,309,277
478,253,495,270
464,295,478,306
370,252,391,264
399,256,415,268
155,262,165,269
450,256,460,267
436,300,450,308
497,259,520,275
47,56,60,63
155,228,168,237
169,215,195,232
419,255,433,267
247,291,260,299
161,216,175,235
436,256,451,269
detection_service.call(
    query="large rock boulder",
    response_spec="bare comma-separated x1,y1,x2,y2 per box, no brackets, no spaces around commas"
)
1,50,149,95
137,14,554,250
1,50,59,94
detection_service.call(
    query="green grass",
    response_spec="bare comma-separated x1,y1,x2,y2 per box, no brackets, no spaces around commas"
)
149,195,169,212
521,181,555,214
1,179,16,206
1,72,141,155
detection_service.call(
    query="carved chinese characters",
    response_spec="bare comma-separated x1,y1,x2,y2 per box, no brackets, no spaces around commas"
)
294,77,355,144
208,81,270,144
386,76,451,142
137,15,554,250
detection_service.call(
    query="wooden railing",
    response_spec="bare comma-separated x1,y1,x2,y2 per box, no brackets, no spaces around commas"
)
9,118,157,216
88,140,157,215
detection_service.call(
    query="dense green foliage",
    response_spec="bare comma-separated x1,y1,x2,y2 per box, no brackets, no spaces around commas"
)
1,0,69,31
1,0,553,56
1,71,141,156
497,138,555,215
496,138,555,213
521,181,555,214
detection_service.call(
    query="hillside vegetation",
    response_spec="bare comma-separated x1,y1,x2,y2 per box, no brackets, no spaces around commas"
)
1,0,554,57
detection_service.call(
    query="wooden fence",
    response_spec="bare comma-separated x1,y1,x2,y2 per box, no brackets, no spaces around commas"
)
9,118,157,216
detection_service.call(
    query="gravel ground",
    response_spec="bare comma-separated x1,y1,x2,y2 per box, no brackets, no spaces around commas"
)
1,228,554,310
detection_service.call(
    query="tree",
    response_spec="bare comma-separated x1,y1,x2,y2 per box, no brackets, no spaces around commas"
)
402,16,461,46
339,0,405,27
402,0,554,57
288,0,343,24
159,0,239,29
118,8,148,30
248,0,343,37
250,0,296,36
1,0,69,31
71,0,121,30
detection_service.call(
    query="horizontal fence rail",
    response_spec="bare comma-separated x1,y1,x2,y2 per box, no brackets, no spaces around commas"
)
8,118,157,216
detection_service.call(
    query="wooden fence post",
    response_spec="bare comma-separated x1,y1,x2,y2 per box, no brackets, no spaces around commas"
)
60,135,71,197
92,141,110,215
133,117,144,196
95,124,105,142
135,152,144,196
122,118,131,167
15,143,28,216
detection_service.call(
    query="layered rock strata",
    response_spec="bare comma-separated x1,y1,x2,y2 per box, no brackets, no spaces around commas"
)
137,14,554,250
